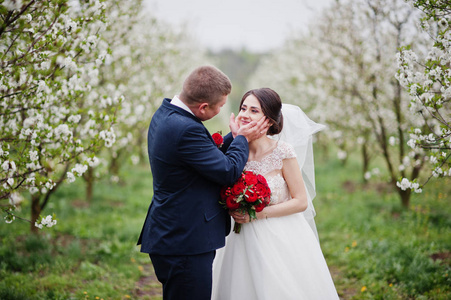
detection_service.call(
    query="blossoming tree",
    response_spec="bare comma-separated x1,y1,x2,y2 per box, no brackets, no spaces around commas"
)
396,0,451,191
249,0,428,207
0,0,120,232
98,4,206,186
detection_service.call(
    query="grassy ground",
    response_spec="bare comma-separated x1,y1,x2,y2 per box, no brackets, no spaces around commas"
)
0,149,449,299
314,153,451,299
0,165,160,300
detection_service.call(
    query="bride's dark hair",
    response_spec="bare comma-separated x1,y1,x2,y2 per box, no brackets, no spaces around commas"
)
240,88,283,135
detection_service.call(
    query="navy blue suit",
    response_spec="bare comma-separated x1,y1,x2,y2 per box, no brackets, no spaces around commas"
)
137,98,249,299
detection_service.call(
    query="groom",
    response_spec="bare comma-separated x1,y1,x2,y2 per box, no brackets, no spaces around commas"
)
137,66,267,300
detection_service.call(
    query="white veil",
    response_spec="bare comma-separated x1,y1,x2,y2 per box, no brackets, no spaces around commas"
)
270,104,325,240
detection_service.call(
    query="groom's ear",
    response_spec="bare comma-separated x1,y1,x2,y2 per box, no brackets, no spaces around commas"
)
198,102,209,115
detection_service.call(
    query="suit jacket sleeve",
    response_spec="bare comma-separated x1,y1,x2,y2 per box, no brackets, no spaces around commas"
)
219,132,234,154
177,124,248,187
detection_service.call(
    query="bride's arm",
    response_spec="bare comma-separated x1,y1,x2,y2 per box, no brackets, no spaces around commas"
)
255,158,308,220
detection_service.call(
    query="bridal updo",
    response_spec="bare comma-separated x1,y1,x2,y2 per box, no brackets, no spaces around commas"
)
240,88,283,135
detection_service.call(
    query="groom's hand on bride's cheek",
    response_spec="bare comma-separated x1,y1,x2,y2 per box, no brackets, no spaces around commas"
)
236,117,264,142
256,117,270,135
241,117,269,142
229,113,241,138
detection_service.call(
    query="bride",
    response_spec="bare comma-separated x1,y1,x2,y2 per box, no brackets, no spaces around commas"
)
212,88,339,299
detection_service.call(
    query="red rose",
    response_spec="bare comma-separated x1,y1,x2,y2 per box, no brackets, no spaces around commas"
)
254,183,266,196
244,189,258,203
212,133,223,147
257,174,267,185
244,172,258,185
254,201,266,212
256,177,271,197
263,186,271,198
231,181,245,196
226,195,240,210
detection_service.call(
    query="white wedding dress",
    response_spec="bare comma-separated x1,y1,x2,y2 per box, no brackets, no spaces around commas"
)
212,141,339,300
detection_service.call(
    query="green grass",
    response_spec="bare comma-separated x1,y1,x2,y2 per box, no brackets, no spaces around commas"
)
0,164,159,300
0,149,450,299
314,152,451,299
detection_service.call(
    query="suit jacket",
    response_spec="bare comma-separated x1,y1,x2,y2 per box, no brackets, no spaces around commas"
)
137,98,249,255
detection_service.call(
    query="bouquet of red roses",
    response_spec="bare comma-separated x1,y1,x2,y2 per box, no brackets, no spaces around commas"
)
220,170,271,233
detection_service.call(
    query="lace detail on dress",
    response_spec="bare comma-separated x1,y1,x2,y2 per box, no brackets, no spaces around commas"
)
245,141,297,205
245,141,296,175
265,174,290,205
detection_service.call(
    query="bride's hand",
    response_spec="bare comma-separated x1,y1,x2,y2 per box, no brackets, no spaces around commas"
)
230,210,249,224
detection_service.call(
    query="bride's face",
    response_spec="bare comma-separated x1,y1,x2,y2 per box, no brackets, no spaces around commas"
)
237,94,265,127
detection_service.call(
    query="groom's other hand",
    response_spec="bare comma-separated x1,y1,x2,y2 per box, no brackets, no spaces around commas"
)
236,116,269,142
229,112,240,138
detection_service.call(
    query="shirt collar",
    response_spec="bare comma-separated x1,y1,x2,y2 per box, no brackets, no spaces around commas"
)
170,95,194,116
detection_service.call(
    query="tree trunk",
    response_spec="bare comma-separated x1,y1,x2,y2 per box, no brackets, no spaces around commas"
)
30,194,41,234
110,155,120,176
362,142,370,183
398,188,411,208
137,131,146,163
85,167,94,202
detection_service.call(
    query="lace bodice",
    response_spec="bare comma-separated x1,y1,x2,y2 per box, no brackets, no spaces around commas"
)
245,141,296,205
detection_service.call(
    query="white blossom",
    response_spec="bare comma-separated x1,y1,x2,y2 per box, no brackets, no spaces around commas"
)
396,178,422,193
29,150,39,162
72,163,88,176
87,156,100,167
68,115,82,123
397,178,411,191
55,124,73,141
3,0,22,11
337,150,347,160
407,139,416,149
99,128,116,148
63,56,77,71
36,215,57,228
430,156,438,164
389,136,396,146
40,61,51,70
5,215,15,224
438,18,448,30
110,175,119,183
2,160,16,172
9,192,24,206
29,187,39,194
45,180,55,190
131,155,140,165
66,172,76,183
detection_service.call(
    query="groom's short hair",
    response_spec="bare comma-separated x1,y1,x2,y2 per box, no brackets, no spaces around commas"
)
180,66,232,105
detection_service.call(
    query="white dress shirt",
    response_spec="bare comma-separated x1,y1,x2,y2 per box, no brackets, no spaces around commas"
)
170,95,194,116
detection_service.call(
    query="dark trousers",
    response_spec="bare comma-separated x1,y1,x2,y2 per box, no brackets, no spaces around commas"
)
150,251,216,300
